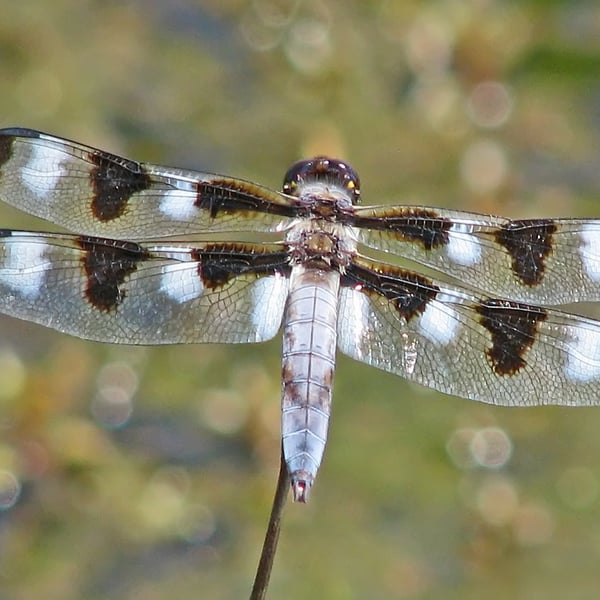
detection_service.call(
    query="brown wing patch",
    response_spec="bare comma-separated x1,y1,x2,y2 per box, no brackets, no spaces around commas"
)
195,242,290,289
78,236,150,312
476,299,548,375
345,207,452,250
342,260,439,321
495,219,557,286
196,179,299,220
89,151,152,222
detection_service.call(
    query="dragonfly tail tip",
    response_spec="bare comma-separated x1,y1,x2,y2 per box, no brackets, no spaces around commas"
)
291,474,313,502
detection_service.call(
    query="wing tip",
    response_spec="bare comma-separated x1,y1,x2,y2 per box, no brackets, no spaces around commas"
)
0,127,42,138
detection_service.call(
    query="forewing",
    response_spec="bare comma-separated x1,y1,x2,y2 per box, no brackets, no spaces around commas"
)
350,205,600,305
0,128,299,239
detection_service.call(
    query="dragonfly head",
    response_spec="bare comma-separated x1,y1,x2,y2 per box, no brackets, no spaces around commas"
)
282,157,361,205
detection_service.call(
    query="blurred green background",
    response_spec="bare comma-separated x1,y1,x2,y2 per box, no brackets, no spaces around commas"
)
1,1,600,599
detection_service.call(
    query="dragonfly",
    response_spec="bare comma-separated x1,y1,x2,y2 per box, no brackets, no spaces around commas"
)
1,128,600,502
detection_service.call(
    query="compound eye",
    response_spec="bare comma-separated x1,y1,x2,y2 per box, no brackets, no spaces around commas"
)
282,157,361,203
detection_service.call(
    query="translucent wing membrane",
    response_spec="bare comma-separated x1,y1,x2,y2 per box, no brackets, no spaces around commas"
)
350,207,600,304
0,128,300,239
0,231,290,344
339,255,600,406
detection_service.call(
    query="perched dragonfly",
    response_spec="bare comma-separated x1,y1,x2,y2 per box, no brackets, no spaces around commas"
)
1,128,600,501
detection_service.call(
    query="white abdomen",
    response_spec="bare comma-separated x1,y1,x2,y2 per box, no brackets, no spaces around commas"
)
281,265,340,502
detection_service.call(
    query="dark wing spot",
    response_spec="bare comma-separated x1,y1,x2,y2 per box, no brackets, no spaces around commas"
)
476,299,547,376
495,219,557,286
195,243,290,290
89,151,152,222
346,208,451,250
196,179,298,220
78,236,149,312
342,262,439,321
0,135,14,170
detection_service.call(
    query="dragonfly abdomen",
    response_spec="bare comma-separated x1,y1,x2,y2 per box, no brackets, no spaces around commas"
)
281,265,340,502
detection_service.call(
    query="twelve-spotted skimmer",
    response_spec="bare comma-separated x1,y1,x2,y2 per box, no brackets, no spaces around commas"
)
1,128,600,502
